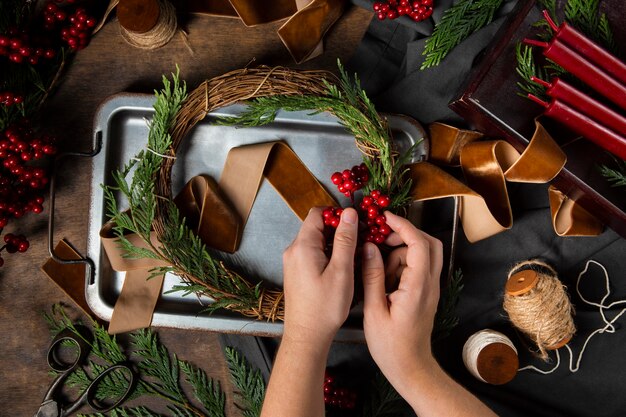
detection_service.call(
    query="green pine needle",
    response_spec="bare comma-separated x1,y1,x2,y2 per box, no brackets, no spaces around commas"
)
44,305,233,417
362,372,409,417
599,159,626,188
421,0,504,70
225,347,265,417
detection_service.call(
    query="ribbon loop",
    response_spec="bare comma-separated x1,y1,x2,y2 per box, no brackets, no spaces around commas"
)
410,122,601,242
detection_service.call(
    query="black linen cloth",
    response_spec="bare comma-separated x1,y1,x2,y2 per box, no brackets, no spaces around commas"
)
221,1,626,416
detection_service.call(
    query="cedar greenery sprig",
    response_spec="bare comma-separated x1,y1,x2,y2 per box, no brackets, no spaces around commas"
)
420,0,504,70
599,158,626,188
102,70,263,316
44,304,261,417
226,347,266,417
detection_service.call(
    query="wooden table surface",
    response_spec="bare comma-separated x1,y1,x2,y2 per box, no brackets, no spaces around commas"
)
0,6,371,415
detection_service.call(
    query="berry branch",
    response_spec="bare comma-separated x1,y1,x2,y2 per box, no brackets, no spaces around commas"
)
0,0,97,266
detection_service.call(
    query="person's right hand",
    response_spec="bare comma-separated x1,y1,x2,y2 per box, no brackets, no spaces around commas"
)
361,211,443,388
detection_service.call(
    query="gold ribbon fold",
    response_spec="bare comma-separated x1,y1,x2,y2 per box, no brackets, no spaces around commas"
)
410,121,602,242
187,0,346,63
101,141,337,334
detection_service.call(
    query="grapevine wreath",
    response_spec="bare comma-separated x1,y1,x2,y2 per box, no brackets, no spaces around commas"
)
104,64,418,322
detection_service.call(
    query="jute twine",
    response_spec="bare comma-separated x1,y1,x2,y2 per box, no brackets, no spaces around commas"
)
119,0,177,50
152,67,336,321
503,260,576,360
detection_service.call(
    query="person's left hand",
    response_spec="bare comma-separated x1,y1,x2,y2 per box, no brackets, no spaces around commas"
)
282,207,359,347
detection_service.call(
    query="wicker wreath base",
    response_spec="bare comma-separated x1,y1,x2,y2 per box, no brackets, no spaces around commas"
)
153,67,341,321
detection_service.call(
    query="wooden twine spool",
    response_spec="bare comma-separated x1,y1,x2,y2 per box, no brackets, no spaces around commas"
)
462,329,519,385
503,260,576,360
117,0,177,50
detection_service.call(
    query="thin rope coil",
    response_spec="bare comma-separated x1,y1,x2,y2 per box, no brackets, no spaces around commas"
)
119,0,177,50
463,329,518,383
503,259,576,360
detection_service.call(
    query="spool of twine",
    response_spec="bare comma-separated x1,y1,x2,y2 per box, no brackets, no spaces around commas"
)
503,260,576,360
118,0,177,50
462,329,519,385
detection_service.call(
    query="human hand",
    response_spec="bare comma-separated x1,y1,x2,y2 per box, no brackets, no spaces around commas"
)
361,212,443,389
282,207,359,348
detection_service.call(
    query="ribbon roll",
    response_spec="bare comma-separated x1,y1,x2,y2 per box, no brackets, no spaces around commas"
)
101,141,337,334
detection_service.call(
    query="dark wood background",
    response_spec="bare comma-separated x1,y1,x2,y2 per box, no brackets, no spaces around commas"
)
0,6,371,414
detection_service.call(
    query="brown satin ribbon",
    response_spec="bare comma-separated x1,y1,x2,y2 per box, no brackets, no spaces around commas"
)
101,141,336,334
410,121,603,242
187,0,346,63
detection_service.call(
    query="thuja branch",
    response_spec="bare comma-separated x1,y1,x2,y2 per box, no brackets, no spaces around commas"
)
421,0,504,70
44,305,233,417
102,71,262,315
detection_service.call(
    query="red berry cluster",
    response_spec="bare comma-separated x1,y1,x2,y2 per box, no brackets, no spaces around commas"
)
0,30,56,65
324,369,358,410
0,233,30,266
59,6,96,51
322,207,344,229
331,163,369,198
360,190,392,244
373,0,434,22
0,92,24,106
0,123,55,230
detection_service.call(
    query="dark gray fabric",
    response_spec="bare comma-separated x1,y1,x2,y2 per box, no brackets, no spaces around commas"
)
220,2,626,416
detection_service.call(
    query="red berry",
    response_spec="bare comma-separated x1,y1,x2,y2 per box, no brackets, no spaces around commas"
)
379,224,391,235
362,196,374,207
4,233,14,243
387,9,398,19
374,234,386,244
373,1,382,11
330,217,340,228
380,3,390,12
377,195,391,208
375,215,387,225
323,208,334,218
343,180,355,191
331,172,343,185
371,190,381,200
377,11,386,20
17,240,29,252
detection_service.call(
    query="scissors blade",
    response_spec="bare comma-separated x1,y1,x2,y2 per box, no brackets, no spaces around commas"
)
34,399,60,417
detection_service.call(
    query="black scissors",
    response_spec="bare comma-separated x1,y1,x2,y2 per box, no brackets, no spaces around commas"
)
34,328,136,417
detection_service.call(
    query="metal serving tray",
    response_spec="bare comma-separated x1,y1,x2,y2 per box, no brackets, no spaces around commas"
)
87,93,427,341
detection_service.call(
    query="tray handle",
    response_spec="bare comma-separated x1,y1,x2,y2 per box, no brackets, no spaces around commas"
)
47,131,102,285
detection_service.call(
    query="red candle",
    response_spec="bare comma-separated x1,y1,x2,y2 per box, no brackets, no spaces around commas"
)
532,76,626,138
528,94,626,160
525,38,626,112
543,10,626,87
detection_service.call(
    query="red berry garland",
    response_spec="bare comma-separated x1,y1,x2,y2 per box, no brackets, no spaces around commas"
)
0,233,29,266
0,121,56,266
360,190,391,244
373,0,434,22
324,369,358,411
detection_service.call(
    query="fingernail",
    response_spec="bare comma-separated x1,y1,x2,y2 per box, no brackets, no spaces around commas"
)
342,208,357,225
364,243,375,259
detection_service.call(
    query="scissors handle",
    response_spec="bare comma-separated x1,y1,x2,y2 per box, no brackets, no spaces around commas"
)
62,364,136,416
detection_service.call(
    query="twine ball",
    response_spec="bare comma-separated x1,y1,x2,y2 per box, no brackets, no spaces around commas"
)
503,260,576,360
462,329,519,385
118,0,177,50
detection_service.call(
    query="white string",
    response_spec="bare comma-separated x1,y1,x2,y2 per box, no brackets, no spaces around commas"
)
463,329,518,383
519,260,626,374
145,146,176,159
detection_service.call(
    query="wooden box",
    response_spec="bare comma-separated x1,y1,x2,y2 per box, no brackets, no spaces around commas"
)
449,0,626,238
